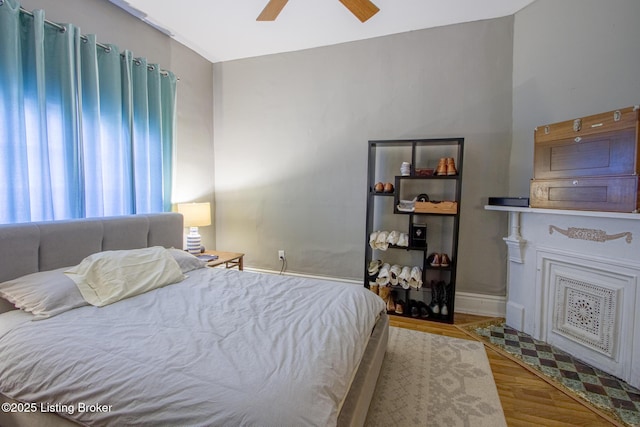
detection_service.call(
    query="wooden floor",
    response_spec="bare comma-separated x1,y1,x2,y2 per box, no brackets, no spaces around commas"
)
390,313,619,427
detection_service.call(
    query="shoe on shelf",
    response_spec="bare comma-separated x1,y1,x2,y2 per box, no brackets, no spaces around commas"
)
394,299,405,315
436,158,447,175
368,272,379,284
441,303,448,317
369,284,379,295
409,300,420,318
399,266,411,289
386,230,400,246
387,290,397,313
389,264,402,286
418,301,429,318
440,253,450,267
368,259,382,274
409,266,422,289
378,286,391,305
376,263,391,286
440,282,449,316
427,253,441,267
375,231,390,250
369,231,379,249
367,261,380,283
446,157,457,176
397,232,409,247
428,280,440,315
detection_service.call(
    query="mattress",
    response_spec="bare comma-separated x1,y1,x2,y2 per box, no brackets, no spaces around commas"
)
0,267,385,426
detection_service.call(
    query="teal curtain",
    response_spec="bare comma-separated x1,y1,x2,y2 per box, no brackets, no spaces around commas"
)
0,0,177,223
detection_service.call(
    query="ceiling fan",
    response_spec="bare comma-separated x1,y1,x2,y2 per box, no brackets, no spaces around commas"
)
257,0,380,23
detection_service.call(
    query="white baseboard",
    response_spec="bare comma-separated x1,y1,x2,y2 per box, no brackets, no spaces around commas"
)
454,291,506,318
246,267,506,318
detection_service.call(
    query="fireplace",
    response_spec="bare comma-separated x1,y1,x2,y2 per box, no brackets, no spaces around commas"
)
487,205,640,388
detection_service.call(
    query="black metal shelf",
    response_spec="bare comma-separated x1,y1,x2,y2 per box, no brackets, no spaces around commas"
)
392,209,458,216
364,138,464,325
395,175,459,180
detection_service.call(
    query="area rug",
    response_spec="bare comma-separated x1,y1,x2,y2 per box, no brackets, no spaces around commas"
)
459,320,640,427
365,326,507,427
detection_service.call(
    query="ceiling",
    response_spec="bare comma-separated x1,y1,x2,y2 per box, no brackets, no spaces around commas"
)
109,0,536,63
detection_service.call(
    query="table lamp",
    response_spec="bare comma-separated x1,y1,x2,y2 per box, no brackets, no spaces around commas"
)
177,202,211,254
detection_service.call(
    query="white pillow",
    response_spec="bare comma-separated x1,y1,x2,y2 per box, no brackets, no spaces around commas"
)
168,248,206,273
0,267,88,319
65,247,185,307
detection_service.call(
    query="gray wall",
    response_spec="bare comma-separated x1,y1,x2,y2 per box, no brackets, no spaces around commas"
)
19,0,216,248
21,0,639,300
511,0,640,196
214,17,514,295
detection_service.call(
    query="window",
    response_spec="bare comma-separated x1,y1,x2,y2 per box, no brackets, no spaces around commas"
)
0,4,176,224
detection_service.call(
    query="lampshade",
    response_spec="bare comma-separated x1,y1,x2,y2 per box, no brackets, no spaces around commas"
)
177,202,211,227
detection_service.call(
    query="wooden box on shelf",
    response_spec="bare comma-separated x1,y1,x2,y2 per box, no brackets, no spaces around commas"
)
414,201,458,214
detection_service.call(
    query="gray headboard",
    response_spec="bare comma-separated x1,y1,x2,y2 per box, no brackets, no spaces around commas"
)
0,213,183,313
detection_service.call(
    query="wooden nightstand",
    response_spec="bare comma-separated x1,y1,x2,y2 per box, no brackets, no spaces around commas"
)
200,250,244,270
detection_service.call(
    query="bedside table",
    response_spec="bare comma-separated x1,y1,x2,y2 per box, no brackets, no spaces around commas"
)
200,250,244,270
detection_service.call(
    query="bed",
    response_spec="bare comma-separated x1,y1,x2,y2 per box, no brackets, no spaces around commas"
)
0,213,388,427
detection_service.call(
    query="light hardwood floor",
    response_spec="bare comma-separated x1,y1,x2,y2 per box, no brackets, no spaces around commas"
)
390,314,619,427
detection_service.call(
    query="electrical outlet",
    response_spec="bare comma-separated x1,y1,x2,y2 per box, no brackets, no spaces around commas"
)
278,250,285,261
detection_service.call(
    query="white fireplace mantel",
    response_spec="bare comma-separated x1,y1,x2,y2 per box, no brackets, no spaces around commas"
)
486,205,640,388
485,205,640,220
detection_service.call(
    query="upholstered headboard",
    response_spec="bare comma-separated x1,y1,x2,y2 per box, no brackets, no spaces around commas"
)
0,213,183,313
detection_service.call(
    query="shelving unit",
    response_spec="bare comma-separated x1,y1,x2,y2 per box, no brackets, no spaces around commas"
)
364,138,464,324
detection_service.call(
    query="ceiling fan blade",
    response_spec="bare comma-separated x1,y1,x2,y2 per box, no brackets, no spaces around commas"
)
339,0,380,23
257,0,289,21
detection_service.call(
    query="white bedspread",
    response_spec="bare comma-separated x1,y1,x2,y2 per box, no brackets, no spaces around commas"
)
0,268,385,427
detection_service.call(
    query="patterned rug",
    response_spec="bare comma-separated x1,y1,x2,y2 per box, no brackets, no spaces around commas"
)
460,320,640,427
365,326,506,427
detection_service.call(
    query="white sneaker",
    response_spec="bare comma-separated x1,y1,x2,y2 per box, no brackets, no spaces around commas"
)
376,263,391,286
369,231,379,249
399,266,411,289
375,231,389,250
386,230,400,246
409,266,422,289
389,264,402,286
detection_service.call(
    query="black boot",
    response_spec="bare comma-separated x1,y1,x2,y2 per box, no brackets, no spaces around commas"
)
440,282,449,317
428,280,439,315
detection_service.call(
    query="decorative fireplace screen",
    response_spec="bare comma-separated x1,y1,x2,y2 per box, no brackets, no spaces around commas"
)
553,275,618,358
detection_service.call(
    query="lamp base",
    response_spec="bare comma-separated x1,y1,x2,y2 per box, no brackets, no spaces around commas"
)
186,227,202,255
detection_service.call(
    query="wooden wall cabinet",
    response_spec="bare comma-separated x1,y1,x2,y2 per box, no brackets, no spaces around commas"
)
531,105,640,212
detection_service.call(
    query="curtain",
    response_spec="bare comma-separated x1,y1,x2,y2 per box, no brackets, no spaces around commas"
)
0,0,177,223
